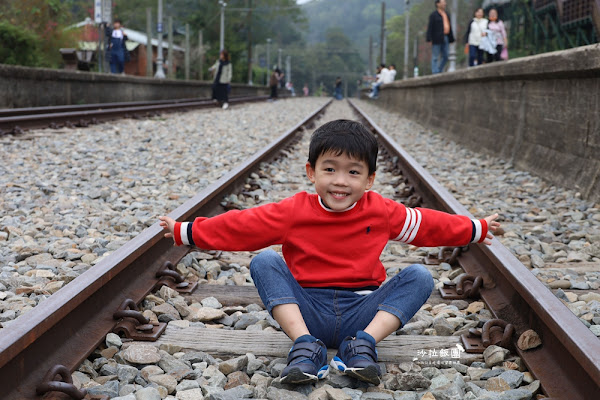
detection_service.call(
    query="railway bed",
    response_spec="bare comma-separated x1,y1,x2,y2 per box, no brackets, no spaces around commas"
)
0,99,598,400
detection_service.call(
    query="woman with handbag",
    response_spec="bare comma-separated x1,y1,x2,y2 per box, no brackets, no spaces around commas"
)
486,9,508,63
464,8,488,67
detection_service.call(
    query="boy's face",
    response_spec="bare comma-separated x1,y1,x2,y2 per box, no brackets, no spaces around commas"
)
306,150,375,211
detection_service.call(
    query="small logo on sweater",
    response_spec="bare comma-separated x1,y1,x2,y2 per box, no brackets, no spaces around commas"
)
366,226,371,234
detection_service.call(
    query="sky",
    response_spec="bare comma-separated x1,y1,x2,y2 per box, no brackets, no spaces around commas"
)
296,0,313,4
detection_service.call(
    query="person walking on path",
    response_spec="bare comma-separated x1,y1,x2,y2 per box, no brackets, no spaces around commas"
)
426,0,455,74
105,19,129,74
303,83,309,96
209,50,232,109
465,8,488,67
159,119,500,387
486,9,507,63
269,67,282,100
333,77,343,100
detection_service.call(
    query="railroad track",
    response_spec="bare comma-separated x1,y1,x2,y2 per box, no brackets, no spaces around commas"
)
0,98,598,399
0,94,271,134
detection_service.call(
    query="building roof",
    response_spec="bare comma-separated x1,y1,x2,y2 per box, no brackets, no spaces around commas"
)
68,18,185,52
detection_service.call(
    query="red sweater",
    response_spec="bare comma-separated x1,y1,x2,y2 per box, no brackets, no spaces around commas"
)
174,191,487,288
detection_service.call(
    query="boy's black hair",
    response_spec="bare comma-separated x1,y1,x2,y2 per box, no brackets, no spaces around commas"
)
308,119,378,175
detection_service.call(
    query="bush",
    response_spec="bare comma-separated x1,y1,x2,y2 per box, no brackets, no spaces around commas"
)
0,21,42,66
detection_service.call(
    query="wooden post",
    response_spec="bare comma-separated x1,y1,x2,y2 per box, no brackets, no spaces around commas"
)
185,24,190,81
167,16,174,79
146,8,153,77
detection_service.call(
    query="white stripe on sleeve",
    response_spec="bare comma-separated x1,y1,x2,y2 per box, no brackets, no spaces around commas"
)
405,209,422,244
471,219,482,243
180,222,191,246
394,207,413,241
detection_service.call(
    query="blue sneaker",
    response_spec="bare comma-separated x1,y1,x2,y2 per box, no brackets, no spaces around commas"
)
330,334,381,385
280,336,329,384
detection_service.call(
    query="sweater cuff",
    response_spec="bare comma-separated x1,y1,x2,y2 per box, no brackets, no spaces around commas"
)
173,222,183,246
471,219,488,243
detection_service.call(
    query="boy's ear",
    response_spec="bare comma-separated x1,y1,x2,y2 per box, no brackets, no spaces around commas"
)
305,162,316,183
366,172,376,190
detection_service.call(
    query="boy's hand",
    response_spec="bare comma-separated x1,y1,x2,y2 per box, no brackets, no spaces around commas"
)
482,213,500,245
159,216,176,242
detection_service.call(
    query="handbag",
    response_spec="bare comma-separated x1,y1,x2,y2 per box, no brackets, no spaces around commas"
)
501,46,508,60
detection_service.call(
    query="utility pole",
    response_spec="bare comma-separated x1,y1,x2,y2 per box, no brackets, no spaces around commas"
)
146,8,153,77
285,55,291,83
266,38,271,70
247,0,253,85
368,35,373,75
380,1,385,65
154,0,165,78
219,0,227,51
413,33,419,77
198,30,204,80
185,24,190,80
448,0,458,72
403,0,410,79
168,16,174,79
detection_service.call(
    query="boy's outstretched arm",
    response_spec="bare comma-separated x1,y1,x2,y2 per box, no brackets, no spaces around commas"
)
482,213,501,245
159,216,176,240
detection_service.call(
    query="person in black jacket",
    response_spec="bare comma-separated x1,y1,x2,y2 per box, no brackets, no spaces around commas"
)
426,0,455,74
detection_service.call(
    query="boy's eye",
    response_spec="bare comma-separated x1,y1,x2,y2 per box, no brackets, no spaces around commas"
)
324,168,335,172
349,170,360,175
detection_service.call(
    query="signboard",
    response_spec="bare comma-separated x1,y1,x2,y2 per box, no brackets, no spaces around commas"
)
102,0,112,24
157,22,163,33
94,0,102,23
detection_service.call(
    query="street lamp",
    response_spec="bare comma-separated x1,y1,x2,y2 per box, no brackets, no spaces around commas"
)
219,0,227,51
154,0,166,78
448,0,458,72
403,0,410,79
277,48,282,69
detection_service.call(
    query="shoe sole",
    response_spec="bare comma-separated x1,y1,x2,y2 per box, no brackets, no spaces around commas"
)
280,366,329,385
330,358,380,385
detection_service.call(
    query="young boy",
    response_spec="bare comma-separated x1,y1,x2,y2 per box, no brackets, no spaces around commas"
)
159,119,499,385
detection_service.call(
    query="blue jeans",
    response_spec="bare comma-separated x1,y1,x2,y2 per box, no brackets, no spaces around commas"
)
250,249,434,348
371,83,381,98
431,35,449,74
468,45,484,67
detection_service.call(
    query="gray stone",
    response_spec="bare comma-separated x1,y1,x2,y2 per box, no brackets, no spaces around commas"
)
117,364,139,384
266,386,308,400
393,392,419,400
430,383,466,400
498,370,524,389
135,386,162,400
433,316,455,336
429,374,451,389
119,384,137,396
176,388,204,399
483,345,510,367
201,365,227,388
481,369,505,380
87,380,119,398
234,314,260,330
396,372,431,391
176,379,200,392
106,332,123,348
158,350,193,378
209,385,253,400
201,296,223,309
270,362,287,378
113,395,137,400
218,355,248,375
497,388,532,400
360,393,394,399
342,388,363,400
123,344,161,364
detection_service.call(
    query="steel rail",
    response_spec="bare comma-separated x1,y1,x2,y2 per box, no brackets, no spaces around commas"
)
0,95,270,117
0,95,270,133
348,99,600,399
0,99,332,400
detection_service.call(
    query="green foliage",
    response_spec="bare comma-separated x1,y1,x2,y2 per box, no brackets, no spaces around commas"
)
0,21,42,66
0,0,78,67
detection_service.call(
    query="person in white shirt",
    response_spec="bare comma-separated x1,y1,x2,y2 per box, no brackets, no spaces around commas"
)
369,64,389,98
386,65,397,83
465,8,488,67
